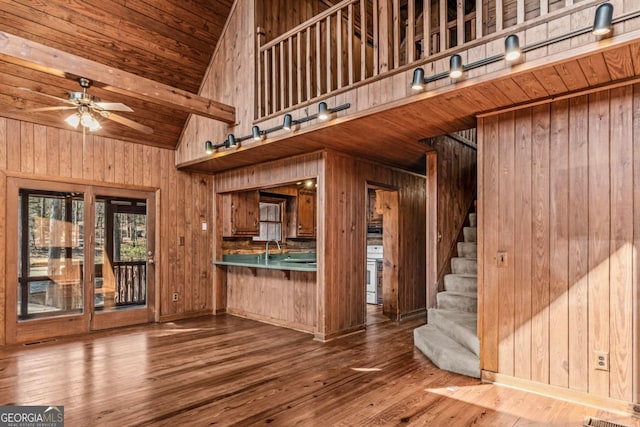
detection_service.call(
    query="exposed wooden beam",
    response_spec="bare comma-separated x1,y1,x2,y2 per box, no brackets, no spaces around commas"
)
0,31,236,124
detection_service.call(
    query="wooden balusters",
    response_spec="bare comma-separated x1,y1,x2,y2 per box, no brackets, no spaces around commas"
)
255,0,581,119
424,0,431,57
360,0,367,81
337,9,343,89
326,16,331,93
316,21,322,97
296,34,303,106
393,0,400,69
440,0,448,51
458,0,465,46
374,0,381,75
476,0,483,38
408,0,415,63
306,27,312,101
279,41,285,111
518,0,526,24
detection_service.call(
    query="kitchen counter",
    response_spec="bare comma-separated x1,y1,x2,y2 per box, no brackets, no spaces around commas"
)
212,252,317,272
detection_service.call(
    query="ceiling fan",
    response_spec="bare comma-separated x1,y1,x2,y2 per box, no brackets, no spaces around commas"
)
15,78,153,134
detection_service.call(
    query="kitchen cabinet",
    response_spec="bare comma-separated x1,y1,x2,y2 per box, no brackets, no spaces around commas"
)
287,190,316,238
222,190,260,237
367,189,383,228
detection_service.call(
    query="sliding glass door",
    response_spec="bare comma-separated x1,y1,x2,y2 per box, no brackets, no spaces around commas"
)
6,178,156,343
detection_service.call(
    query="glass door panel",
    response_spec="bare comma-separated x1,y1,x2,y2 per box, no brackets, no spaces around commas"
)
18,190,85,320
94,197,148,312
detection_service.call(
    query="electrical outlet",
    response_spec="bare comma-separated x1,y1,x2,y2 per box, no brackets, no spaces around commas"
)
172,292,179,302
496,251,508,268
594,351,609,371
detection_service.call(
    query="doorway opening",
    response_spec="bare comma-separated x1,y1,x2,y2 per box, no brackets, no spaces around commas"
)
365,185,399,325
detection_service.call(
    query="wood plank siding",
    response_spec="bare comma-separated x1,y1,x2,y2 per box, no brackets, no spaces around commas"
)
0,117,213,344
181,0,640,174
177,0,256,164
213,150,426,340
423,135,477,297
478,84,640,403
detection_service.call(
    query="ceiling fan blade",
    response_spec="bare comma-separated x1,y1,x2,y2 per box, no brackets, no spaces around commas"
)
100,111,153,134
17,87,76,105
94,102,134,112
9,106,77,113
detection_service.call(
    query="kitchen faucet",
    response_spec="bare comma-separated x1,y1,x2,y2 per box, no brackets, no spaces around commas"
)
265,239,281,264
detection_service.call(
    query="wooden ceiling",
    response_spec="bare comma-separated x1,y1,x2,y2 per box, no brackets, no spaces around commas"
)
0,0,234,149
180,32,640,175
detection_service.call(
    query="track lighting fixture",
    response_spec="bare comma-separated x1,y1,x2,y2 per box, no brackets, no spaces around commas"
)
411,68,425,90
283,114,293,130
205,140,214,155
410,2,623,90
505,35,521,62
204,102,351,154
226,133,237,148
252,125,262,141
449,54,463,79
318,102,329,120
593,2,613,36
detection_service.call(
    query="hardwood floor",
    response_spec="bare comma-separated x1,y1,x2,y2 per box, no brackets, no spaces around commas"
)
0,315,638,426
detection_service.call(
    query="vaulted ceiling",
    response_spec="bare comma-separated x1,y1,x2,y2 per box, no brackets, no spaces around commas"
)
0,0,234,148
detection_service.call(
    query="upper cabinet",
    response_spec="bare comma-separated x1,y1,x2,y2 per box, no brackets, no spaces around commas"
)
222,190,260,237
367,189,383,229
286,189,316,238
296,190,316,237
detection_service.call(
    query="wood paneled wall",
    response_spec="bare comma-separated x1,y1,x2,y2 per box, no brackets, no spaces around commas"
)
226,267,316,332
321,151,426,339
176,0,255,164
478,84,640,404
257,0,330,43
0,117,213,343
424,135,477,300
213,152,323,317
213,150,426,340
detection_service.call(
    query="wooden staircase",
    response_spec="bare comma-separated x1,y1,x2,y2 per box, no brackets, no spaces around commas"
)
413,211,479,378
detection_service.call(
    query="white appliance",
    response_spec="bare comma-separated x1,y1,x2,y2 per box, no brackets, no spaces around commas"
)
366,245,383,304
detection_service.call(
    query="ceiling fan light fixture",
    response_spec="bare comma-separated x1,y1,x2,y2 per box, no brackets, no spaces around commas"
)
80,111,94,128
65,113,80,129
89,118,102,132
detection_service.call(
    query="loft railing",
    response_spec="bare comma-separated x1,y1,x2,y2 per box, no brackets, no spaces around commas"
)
256,0,592,120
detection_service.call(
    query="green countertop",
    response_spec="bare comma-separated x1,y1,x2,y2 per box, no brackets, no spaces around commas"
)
212,252,317,272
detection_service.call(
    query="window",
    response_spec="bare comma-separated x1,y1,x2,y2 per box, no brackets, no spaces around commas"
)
253,201,282,241
18,189,85,320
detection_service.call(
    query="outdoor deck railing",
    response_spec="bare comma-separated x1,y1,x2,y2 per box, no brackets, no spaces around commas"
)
256,0,591,119
113,261,146,306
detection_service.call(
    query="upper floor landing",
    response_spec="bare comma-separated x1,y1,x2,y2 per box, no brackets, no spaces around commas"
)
178,0,640,174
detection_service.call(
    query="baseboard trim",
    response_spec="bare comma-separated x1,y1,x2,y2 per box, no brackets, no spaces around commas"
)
482,371,638,416
159,310,213,322
225,308,314,334
313,324,365,342
399,308,427,322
